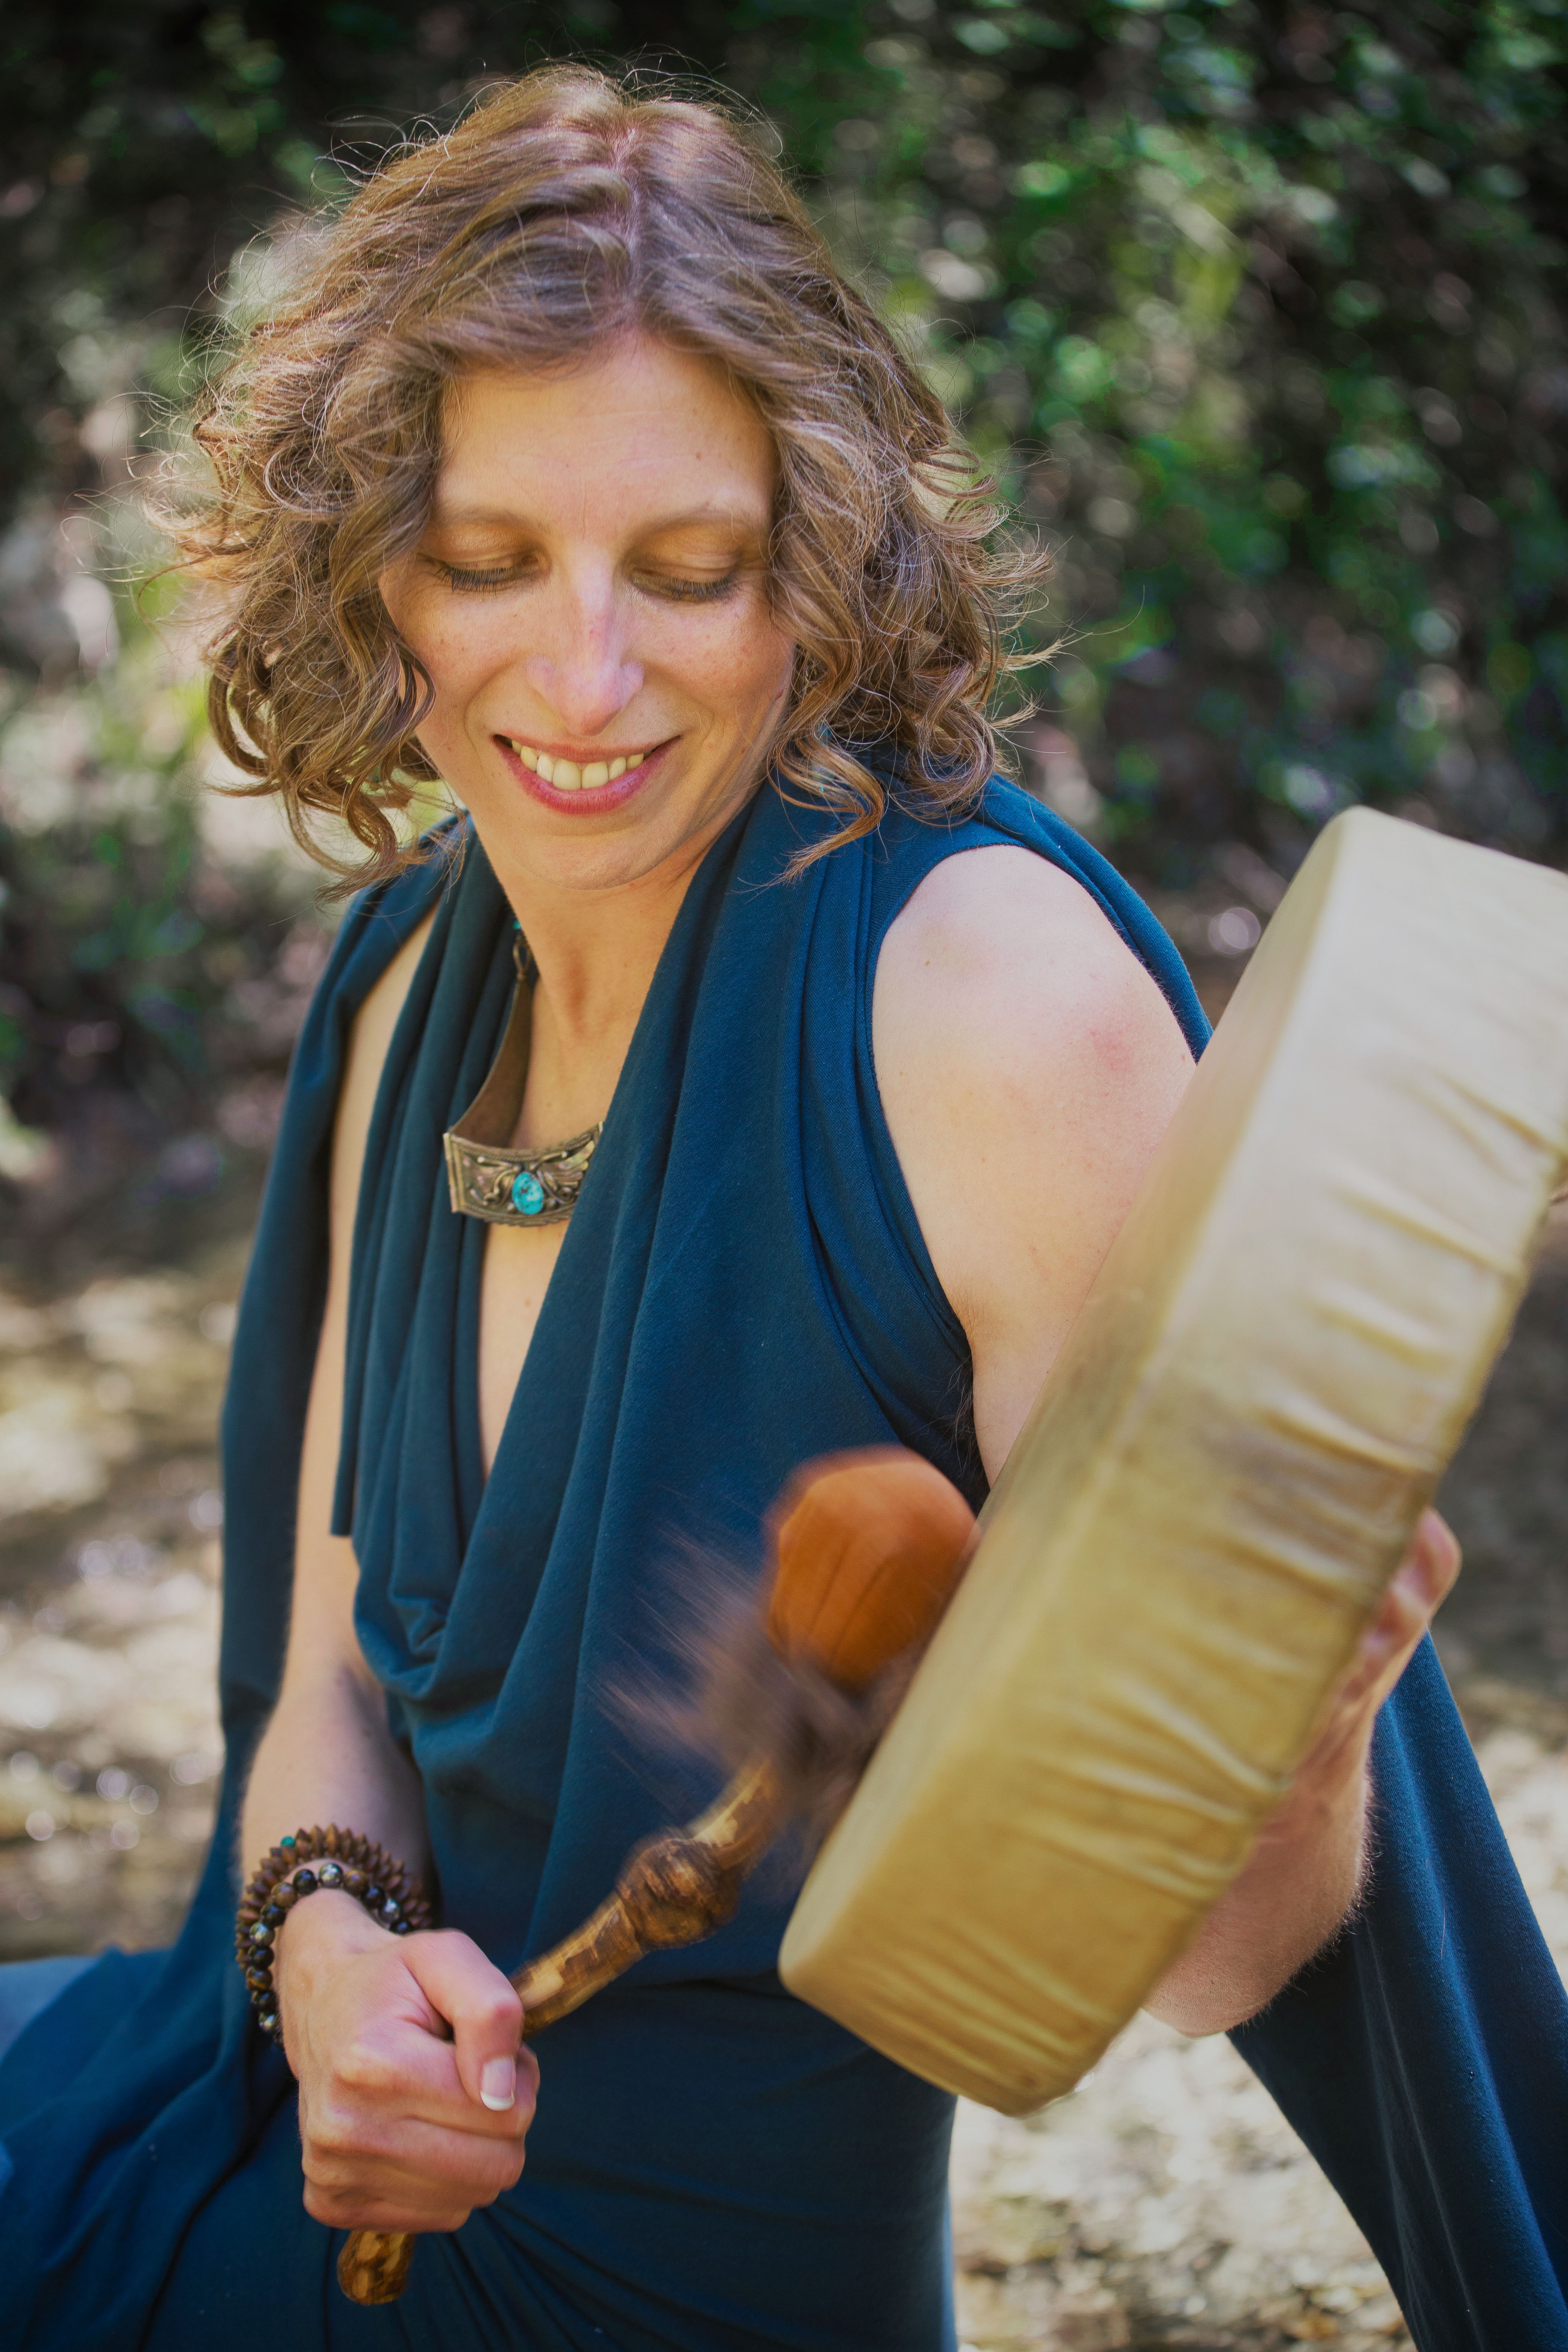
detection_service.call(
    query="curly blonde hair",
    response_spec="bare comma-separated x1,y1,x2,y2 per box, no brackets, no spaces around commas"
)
181,65,1044,885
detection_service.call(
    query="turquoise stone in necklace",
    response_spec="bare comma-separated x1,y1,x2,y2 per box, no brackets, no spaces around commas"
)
510,1168,547,1218
443,934,603,1229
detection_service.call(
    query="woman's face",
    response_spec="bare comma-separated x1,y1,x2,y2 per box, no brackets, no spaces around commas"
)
380,337,795,900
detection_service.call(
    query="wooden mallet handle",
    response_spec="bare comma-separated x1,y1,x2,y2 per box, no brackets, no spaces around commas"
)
337,1450,974,2307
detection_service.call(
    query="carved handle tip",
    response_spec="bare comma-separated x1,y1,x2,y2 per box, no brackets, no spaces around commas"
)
337,2226,415,2305
334,1758,784,2306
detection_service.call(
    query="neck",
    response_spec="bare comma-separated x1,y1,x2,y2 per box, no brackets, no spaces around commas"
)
469,803,738,1144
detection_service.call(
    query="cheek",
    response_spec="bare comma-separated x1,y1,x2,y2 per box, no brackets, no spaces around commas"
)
680,603,795,723
393,593,508,707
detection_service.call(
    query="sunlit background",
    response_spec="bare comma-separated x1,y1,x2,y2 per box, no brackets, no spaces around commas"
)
1,8,1565,2347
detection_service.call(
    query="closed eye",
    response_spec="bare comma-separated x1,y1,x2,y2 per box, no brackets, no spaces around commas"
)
632,569,741,605
428,559,539,596
424,557,745,603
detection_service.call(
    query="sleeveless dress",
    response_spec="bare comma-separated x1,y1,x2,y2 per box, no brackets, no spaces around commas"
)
1,776,1565,2352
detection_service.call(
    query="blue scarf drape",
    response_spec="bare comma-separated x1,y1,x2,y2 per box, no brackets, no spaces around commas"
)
1,777,1563,2350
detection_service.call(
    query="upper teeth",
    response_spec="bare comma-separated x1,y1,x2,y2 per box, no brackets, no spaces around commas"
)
507,742,647,792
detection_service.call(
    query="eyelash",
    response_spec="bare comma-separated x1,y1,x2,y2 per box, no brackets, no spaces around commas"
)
648,573,738,605
431,562,740,605
435,564,529,596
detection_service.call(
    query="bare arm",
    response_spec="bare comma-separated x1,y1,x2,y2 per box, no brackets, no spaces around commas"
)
874,846,1456,2035
239,914,433,1885
240,911,540,2233
874,848,1194,1472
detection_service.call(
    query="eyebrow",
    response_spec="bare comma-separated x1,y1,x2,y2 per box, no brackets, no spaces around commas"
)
426,501,764,534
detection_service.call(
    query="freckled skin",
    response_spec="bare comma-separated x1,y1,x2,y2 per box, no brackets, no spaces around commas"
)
380,339,796,916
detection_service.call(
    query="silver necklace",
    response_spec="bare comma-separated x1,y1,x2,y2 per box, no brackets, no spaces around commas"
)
443,936,602,1228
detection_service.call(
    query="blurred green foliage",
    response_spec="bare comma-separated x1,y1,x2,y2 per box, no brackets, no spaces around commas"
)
0,637,303,1179
0,0,1564,1195
800,0,1568,874
0,0,740,1200
0,1,746,525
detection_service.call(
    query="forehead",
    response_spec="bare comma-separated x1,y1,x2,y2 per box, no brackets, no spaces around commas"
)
435,338,777,530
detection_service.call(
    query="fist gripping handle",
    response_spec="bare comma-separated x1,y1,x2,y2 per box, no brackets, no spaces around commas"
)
337,1450,974,2306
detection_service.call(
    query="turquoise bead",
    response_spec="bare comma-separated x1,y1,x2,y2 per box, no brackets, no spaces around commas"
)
511,1168,546,1216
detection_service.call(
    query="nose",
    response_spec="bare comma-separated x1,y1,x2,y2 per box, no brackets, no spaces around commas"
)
520,564,644,741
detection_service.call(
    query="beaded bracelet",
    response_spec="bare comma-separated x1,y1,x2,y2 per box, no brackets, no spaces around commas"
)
236,1824,435,2035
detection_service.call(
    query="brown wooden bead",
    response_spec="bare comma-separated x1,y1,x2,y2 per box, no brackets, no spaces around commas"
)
236,1823,433,2024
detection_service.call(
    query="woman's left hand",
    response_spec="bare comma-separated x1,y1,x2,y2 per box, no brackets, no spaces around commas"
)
1286,1506,1462,1805
1147,1508,1461,2036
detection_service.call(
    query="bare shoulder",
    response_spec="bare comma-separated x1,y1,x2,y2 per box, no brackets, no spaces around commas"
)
873,845,1194,1473
876,844,1181,1050
873,847,1192,1165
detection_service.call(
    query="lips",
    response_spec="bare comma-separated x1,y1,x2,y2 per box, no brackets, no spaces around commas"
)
501,739,648,793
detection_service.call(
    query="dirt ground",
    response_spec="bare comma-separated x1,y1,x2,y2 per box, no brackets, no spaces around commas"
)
1,1158,1565,2351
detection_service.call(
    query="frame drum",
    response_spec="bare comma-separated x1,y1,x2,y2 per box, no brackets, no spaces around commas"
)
779,807,1568,2113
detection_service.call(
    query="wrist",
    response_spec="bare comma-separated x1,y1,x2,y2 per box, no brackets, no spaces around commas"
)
236,1825,433,2035
1264,1725,1372,1850
1150,1754,1370,2035
274,1887,392,1986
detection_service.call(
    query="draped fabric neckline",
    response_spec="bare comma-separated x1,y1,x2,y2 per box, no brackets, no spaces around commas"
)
323,776,1209,1977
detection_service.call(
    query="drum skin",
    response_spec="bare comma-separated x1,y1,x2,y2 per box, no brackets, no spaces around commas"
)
779,808,1568,2115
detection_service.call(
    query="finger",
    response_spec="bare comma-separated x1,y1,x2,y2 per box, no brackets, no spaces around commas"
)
1402,1507,1461,1610
305,2108,528,2205
397,1931,528,2115
329,2001,535,2139
303,2173,474,2235
1372,1509,1461,1661
1338,1508,1462,1713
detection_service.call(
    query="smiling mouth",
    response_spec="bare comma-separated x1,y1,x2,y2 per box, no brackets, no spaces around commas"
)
501,739,652,793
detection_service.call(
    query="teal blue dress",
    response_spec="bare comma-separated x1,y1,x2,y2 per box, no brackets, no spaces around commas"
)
2,775,1565,2351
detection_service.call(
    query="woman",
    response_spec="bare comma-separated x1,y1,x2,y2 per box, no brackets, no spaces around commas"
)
1,67,1563,2352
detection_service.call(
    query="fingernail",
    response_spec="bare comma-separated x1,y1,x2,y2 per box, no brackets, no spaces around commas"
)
479,2058,515,2111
